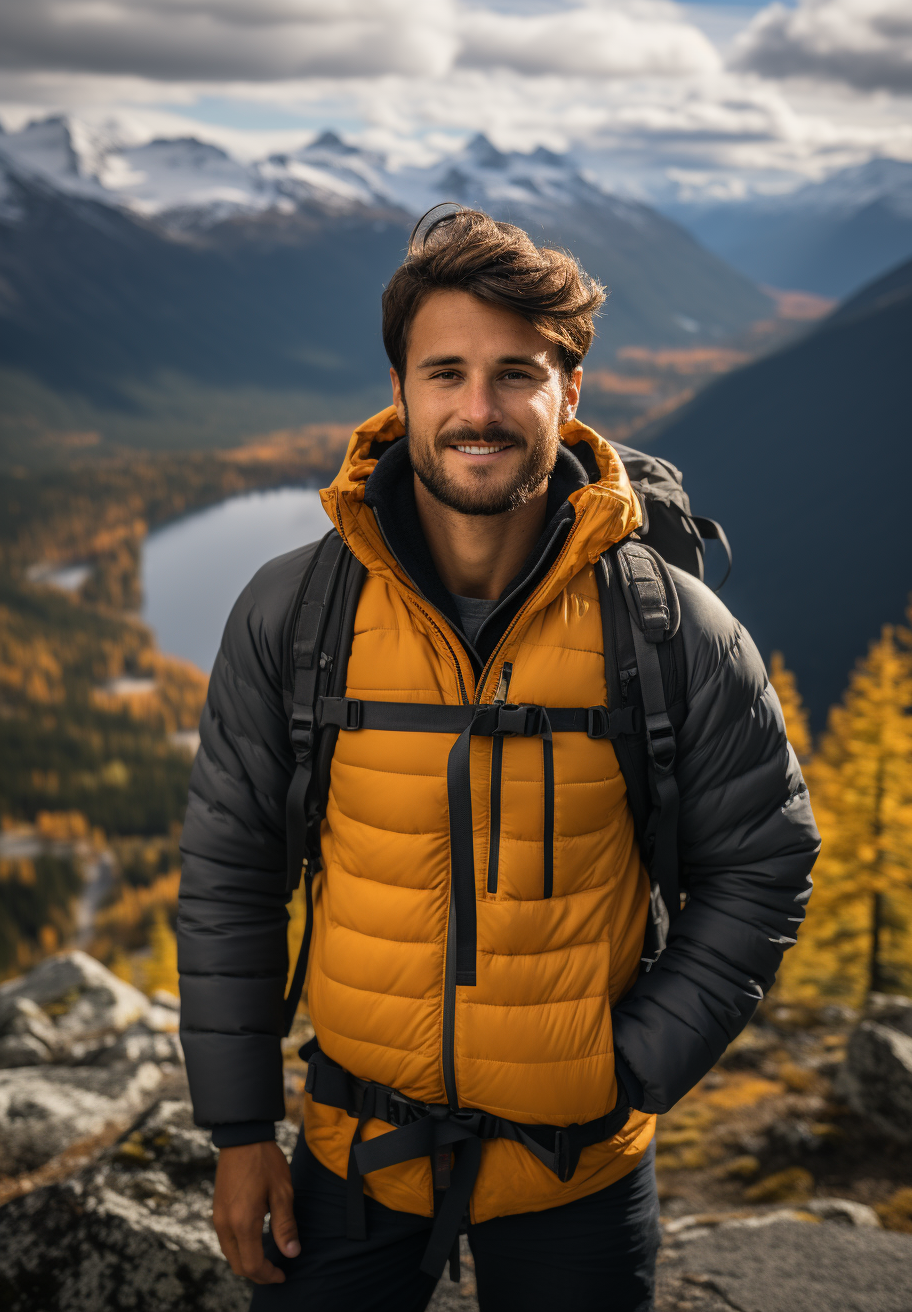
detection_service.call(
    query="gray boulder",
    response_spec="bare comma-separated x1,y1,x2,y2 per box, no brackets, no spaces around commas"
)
0,1062,164,1175
660,1217,912,1312
0,1099,297,1312
836,1020,912,1143
866,993,912,1038
95,1021,184,1068
0,955,149,1065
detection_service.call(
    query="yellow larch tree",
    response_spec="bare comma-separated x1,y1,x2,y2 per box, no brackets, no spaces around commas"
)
769,651,811,762
143,907,179,996
782,625,912,1003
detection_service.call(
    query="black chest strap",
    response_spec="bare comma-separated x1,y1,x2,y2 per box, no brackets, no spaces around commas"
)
315,696,638,988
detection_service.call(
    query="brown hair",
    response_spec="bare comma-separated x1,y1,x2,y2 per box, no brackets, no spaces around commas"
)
382,205,605,379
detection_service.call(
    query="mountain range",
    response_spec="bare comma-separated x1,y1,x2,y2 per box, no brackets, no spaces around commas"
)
670,159,912,300
643,254,912,726
0,116,773,454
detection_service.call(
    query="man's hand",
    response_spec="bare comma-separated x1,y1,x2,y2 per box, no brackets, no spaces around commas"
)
213,1141,301,1284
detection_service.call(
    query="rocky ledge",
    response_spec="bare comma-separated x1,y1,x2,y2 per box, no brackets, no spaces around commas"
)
1,954,911,1311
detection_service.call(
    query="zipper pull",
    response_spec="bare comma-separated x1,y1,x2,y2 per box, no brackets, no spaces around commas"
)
619,667,637,702
492,662,513,704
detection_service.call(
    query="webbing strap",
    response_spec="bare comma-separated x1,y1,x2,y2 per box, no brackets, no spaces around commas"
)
316,698,637,739
302,1044,631,1283
285,532,348,893
692,515,733,591
318,697,636,984
283,534,365,1037
629,618,679,935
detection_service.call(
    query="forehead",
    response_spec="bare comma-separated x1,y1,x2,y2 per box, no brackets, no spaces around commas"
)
407,289,561,369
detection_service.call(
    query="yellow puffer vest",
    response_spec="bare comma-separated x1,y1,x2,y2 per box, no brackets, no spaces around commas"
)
305,406,657,1223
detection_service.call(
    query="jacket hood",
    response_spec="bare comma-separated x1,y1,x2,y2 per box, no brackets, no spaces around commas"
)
320,405,642,595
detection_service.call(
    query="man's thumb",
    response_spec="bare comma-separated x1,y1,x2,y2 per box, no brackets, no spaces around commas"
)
270,1182,300,1259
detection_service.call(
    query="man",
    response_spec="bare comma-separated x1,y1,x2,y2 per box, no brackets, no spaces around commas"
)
178,208,819,1312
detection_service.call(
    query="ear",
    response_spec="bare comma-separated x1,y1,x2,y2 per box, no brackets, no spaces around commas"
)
390,367,406,425
562,366,583,422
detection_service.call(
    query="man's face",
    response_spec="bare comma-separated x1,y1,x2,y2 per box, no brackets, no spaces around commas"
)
391,289,582,516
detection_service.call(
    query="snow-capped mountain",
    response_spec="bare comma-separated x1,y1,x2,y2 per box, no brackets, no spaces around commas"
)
0,114,774,455
670,158,912,298
0,117,397,224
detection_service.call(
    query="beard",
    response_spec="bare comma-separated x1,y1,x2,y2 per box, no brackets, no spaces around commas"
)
406,412,559,517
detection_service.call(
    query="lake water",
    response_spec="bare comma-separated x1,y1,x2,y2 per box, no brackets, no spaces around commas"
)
142,487,330,671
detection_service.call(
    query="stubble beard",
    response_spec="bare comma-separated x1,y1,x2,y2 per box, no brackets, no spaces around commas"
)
406,409,559,517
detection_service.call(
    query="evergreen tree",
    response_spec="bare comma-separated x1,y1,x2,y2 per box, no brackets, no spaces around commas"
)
769,651,811,761
782,626,912,1003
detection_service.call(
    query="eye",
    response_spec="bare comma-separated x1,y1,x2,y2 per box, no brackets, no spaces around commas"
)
502,370,532,381
430,370,461,380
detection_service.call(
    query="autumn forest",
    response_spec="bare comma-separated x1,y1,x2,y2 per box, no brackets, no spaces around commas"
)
1,431,911,1012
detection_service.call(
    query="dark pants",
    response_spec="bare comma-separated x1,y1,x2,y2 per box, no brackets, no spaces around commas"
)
250,1133,659,1312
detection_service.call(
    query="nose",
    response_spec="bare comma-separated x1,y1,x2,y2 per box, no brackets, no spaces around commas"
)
457,374,503,431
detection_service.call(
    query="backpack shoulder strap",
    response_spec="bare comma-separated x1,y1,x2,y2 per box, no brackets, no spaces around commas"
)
283,529,365,1034
597,540,683,970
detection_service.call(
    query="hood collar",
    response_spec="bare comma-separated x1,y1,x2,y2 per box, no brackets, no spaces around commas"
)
320,405,642,591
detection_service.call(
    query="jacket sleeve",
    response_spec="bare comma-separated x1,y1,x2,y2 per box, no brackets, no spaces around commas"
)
611,569,820,1115
177,544,317,1134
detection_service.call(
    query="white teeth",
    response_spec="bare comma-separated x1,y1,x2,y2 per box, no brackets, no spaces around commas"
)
453,444,509,455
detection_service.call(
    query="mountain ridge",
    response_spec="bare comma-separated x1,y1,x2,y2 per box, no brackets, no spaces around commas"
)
670,158,912,299
0,117,775,454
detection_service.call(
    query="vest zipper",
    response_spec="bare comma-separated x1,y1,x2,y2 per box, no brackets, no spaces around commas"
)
370,508,467,1108
474,513,583,703
486,662,513,895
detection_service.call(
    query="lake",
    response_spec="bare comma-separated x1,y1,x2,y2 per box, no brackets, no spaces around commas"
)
142,487,330,671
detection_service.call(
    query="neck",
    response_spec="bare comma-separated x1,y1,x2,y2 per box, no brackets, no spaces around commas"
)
413,475,549,600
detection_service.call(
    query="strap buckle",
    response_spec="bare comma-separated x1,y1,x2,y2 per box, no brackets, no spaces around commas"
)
646,721,676,774
289,705,315,760
319,696,362,730
586,706,609,739
493,704,545,737
587,705,639,740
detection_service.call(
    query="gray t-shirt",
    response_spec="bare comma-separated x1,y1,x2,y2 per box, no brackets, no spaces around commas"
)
450,593,498,647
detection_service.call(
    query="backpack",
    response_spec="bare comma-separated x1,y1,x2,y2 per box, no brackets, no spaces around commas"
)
280,446,730,1034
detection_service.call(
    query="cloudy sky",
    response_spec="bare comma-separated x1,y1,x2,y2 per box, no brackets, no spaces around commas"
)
1,0,910,199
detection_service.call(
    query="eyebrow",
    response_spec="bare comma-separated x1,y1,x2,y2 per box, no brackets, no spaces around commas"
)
415,354,547,370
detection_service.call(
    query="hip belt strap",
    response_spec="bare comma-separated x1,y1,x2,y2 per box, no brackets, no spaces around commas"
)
316,696,638,986
301,1039,631,1284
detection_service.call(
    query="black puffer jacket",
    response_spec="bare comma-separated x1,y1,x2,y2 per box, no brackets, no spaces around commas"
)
178,451,819,1138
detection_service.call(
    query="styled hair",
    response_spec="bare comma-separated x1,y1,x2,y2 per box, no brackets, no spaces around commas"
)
381,205,606,379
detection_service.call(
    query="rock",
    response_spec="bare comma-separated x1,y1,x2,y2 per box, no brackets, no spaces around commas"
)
150,990,180,1012
661,1217,912,1312
95,1021,184,1068
0,998,61,1067
0,951,149,1047
804,1197,881,1227
836,1020,912,1143
0,1033,54,1069
0,1062,163,1174
865,993,912,1038
0,1098,298,1312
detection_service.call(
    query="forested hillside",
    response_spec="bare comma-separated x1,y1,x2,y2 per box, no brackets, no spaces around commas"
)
644,256,912,725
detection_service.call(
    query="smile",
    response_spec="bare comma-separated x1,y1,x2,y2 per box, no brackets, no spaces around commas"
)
452,444,512,455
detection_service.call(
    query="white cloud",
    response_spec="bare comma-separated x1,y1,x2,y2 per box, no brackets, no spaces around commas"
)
0,0,460,80
458,3,720,77
732,0,912,93
1,0,720,83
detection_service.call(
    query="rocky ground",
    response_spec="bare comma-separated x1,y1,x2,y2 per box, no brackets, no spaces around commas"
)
1,953,911,1311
